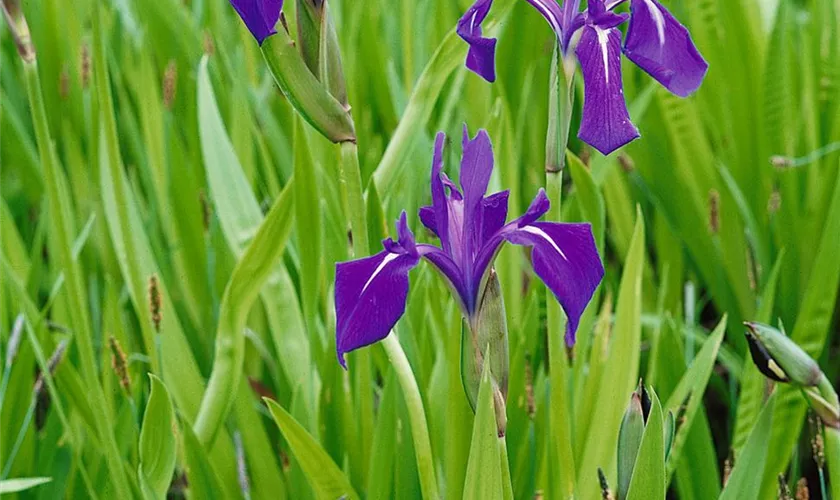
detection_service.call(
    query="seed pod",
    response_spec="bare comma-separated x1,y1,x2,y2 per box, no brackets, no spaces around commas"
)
617,384,646,500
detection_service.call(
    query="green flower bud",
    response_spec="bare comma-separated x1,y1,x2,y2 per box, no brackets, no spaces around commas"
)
745,321,839,428
744,322,821,386
617,383,646,500
461,269,509,434
261,25,355,143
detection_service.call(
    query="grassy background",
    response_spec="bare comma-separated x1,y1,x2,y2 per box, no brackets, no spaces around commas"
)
1,0,839,497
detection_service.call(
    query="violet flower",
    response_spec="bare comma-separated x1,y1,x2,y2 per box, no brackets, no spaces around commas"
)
230,0,283,45
458,0,708,155
335,128,604,367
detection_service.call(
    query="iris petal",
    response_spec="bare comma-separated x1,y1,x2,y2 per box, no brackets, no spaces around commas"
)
624,0,708,97
460,127,495,263
335,250,420,368
503,222,603,345
457,0,497,82
480,191,510,245
229,0,283,45
576,24,640,155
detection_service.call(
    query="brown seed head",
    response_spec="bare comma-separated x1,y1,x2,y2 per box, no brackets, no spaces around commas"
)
795,478,809,500
723,452,733,487
163,60,177,109
524,354,535,419
148,274,162,332
810,412,826,469
108,335,131,393
708,189,720,234
203,31,215,56
80,43,90,88
59,67,70,100
618,153,634,173
768,190,782,215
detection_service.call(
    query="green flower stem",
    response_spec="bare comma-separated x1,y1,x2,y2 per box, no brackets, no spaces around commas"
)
544,43,578,499
340,142,369,257
23,39,133,500
826,426,840,500
381,333,439,499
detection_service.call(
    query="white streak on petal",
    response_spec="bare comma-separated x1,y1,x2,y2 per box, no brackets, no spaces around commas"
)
595,27,611,83
521,226,569,261
643,0,666,46
362,253,400,293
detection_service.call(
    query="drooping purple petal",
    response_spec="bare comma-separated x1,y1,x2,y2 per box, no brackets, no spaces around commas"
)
503,222,603,345
458,0,498,82
229,0,283,45
335,250,420,367
480,191,510,245
416,244,470,312
624,0,708,97
459,127,495,265
575,24,640,155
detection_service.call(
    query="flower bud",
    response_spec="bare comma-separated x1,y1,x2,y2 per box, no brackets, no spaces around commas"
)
261,25,355,143
617,384,646,500
461,269,509,433
745,322,840,428
744,322,820,386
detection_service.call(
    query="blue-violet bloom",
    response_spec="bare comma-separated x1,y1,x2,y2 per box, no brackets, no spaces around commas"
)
230,0,283,45
458,0,708,155
335,128,604,367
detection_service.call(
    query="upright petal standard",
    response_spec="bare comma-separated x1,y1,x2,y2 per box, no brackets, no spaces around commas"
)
334,127,604,366
457,0,708,155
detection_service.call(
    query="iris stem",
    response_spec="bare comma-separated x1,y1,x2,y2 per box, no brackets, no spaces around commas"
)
825,426,840,500
544,42,577,499
381,332,439,499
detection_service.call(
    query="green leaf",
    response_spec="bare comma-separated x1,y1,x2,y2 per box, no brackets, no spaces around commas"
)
293,115,322,339
139,375,177,500
719,393,776,500
181,420,225,500
463,354,503,500
577,207,645,499
664,316,727,481
196,55,311,401
0,477,52,494
626,389,665,500
265,399,360,500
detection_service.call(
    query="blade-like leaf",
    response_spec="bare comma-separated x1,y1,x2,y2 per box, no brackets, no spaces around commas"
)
626,389,665,500
464,354,504,500
139,375,177,500
265,399,360,500
0,477,52,494
719,393,776,500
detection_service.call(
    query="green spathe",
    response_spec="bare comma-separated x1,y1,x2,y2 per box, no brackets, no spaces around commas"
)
260,26,355,143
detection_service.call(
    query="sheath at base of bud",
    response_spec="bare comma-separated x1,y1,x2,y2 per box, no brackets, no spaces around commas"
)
461,269,509,435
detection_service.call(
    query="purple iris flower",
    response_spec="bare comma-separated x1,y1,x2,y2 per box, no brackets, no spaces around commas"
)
458,0,708,155
334,128,604,367
229,0,283,45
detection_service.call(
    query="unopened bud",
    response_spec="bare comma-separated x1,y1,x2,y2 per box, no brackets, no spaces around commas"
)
108,335,131,393
148,274,162,332
746,322,840,428
744,322,821,386
617,383,646,500
461,269,509,411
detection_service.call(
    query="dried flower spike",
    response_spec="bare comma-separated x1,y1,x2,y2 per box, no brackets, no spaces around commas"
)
108,336,131,393
148,274,163,332
163,60,177,110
